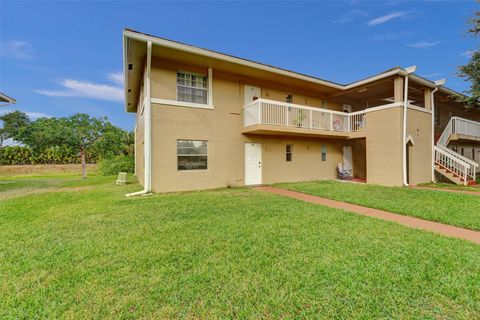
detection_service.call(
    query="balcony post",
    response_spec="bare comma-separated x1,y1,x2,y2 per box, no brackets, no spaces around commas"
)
286,106,289,126
309,110,312,129
258,101,262,124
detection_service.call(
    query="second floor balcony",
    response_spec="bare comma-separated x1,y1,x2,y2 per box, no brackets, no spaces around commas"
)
243,98,367,138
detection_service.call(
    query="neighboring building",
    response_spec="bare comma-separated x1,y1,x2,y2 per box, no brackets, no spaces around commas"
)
0,92,16,106
123,29,480,194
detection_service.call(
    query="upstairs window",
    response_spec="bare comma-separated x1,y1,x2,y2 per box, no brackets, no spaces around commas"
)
177,71,208,104
177,140,208,170
286,94,293,103
286,144,293,162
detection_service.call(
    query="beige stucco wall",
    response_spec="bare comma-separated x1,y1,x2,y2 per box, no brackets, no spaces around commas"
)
365,107,404,186
351,139,366,178
147,59,350,192
406,108,433,185
137,58,439,192
256,137,343,184
135,83,145,186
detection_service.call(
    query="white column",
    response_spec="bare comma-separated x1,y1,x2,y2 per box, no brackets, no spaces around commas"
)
144,41,152,193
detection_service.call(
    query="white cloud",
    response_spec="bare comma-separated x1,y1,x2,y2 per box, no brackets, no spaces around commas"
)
407,40,442,49
461,50,473,58
367,11,406,26
421,72,442,78
334,9,368,24
0,40,34,60
0,109,51,119
26,111,51,119
34,75,124,102
371,32,413,41
107,71,124,86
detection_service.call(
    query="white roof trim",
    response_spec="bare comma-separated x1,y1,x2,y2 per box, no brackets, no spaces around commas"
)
0,92,16,104
123,29,469,111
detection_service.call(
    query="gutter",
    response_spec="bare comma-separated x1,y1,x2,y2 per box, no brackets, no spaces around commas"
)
402,66,417,187
430,79,446,182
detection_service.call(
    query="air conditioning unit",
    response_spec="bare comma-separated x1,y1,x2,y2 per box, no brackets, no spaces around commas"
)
342,104,352,113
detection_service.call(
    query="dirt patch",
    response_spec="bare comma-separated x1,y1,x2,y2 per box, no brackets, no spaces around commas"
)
0,186,94,201
0,164,97,177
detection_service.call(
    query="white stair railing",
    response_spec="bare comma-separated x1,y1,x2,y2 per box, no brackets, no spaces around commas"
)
435,116,479,184
434,146,473,185
437,118,453,147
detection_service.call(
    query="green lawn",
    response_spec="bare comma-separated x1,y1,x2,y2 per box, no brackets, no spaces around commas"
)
1,175,480,319
277,180,480,231
419,182,480,192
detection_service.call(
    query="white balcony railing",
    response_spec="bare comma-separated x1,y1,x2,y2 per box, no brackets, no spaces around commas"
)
438,117,480,147
243,98,366,133
452,116,480,139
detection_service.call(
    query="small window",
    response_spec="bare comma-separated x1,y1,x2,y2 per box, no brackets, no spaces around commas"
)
286,94,293,103
461,147,464,156
286,144,293,162
177,71,208,104
472,148,475,161
177,140,208,170
321,145,327,161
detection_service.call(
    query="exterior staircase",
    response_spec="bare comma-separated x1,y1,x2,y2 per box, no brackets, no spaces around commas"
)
434,117,479,185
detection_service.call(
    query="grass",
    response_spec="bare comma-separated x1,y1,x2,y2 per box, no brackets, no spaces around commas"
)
419,181,480,192
277,180,480,231
0,163,97,177
1,175,480,318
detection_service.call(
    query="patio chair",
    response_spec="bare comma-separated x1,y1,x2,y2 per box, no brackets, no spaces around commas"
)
337,163,352,180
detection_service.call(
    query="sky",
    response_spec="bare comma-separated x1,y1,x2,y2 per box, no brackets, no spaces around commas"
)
1,0,478,131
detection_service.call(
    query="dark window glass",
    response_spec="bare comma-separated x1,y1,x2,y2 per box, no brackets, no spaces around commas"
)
321,145,327,161
177,140,208,170
286,94,293,103
286,144,292,162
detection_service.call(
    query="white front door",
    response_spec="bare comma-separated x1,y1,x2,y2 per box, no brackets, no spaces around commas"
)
343,145,353,172
245,143,262,185
244,85,261,104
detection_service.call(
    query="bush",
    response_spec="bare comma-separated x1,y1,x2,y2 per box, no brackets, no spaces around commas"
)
0,146,33,165
98,155,134,176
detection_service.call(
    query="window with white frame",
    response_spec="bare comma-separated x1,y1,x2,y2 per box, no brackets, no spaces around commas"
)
177,140,208,170
177,71,208,104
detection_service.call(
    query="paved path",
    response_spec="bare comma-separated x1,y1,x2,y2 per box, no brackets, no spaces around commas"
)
410,185,480,196
256,186,480,245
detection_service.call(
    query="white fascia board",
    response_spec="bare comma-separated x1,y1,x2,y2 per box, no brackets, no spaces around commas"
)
123,29,467,111
123,30,344,90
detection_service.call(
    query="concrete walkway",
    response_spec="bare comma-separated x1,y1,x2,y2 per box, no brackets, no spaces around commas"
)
256,186,480,245
410,185,480,196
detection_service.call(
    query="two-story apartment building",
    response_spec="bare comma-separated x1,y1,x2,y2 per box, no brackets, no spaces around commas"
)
123,29,480,194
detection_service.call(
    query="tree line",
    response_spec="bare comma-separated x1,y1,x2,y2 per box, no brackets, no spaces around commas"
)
0,111,134,176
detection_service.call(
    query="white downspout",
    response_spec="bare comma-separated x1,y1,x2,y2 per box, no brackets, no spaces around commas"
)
402,66,417,187
430,79,446,183
127,40,153,197
430,87,439,182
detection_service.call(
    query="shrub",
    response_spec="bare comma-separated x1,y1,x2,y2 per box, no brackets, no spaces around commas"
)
0,146,33,165
98,155,134,176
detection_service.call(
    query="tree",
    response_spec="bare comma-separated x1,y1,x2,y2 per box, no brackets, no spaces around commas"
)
458,11,480,110
0,111,30,146
16,117,65,152
60,114,123,177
